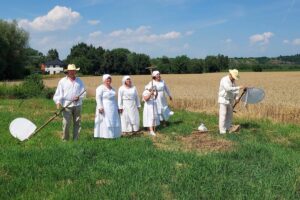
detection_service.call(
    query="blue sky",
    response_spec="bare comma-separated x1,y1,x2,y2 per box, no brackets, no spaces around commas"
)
1,0,299,59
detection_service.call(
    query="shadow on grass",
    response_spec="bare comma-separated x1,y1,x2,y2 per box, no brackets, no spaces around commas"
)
240,122,260,129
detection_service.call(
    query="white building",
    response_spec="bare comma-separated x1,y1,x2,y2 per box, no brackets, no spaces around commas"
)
44,59,66,75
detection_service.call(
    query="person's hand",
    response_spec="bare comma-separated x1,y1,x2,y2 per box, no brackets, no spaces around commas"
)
239,85,246,90
98,108,104,114
73,96,79,101
169,96,173,101
119,109,123,113
56,103,62,110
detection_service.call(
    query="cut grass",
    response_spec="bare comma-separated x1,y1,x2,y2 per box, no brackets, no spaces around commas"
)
1,99,300,199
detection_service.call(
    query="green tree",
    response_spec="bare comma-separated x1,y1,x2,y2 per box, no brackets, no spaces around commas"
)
46,49,59,61
172,55,190,73
67,43,105,75
128,53,151,74
204,56,219,72
188,59,204,73
110,48,131,74
0,20,29,80
70,56,93,75
24,48,45,74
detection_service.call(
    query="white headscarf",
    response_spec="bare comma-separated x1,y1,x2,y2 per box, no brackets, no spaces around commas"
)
122,75,131,85
152,70,160,77
102,74,111,82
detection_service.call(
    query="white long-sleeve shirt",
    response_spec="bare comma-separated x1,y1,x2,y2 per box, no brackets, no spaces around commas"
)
53,76,86,107
218,75,240,105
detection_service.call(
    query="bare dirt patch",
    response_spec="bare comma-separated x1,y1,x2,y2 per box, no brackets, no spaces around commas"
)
153,131,234,154
180,131,234,152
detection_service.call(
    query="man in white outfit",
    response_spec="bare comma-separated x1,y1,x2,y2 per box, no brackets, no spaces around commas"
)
53,64,86,140
218,69,245,134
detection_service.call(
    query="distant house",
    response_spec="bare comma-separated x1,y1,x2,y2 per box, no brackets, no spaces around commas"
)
44,59,66,75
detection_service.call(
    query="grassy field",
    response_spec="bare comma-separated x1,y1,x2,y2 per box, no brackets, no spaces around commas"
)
1,98,300,199
44,72,300,123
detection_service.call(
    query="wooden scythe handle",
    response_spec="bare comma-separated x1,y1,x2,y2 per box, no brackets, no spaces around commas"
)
233,88,247,110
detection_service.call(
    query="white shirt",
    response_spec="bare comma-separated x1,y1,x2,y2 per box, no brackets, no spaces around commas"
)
53,76,86,107
218,75,240,104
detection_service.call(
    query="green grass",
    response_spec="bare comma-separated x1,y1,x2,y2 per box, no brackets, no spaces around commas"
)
1,99,300,199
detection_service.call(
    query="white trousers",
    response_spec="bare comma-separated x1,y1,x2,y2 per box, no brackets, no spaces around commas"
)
219,103,233,134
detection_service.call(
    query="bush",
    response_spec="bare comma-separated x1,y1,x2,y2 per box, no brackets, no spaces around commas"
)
42,87,56,99
0,74,54,99
21,74,45,98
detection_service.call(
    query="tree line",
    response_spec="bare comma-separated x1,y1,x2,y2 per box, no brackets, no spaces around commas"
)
1,19,300,80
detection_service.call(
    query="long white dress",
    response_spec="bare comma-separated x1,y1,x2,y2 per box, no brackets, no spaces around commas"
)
118,85,141,132
94,85,121,138
142,90,160,127
149,80,173,121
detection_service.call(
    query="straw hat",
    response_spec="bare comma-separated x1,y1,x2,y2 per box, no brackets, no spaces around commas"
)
65,64,80,71
229,69,239,80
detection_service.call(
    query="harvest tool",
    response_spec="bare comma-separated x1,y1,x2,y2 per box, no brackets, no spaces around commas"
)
9,89,86,141
233,87,265,112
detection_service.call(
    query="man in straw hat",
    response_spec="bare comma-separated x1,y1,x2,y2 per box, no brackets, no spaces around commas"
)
218,69,246,134
53,64,86,140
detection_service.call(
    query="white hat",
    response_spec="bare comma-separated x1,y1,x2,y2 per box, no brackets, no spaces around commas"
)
152,70,160,77
229,69,239,80
102,74,111,82
122,75,131,85
65,64,80,71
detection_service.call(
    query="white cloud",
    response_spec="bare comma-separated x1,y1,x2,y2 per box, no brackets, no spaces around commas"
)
89,31,102,37
292,38,300,45
87,20,100,25
18,5,80,31
249,32,274,45
224,38,232,44
185,31,194,36
107,26,181,43
283,39,290,44
85,26,183,56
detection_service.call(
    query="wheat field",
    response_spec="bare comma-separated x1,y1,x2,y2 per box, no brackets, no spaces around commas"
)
44,72,300,123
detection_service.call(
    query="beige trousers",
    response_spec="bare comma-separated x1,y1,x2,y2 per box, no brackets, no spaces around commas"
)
62,105,82,140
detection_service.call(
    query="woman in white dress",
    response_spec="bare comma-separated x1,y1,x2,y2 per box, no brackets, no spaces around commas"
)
143,83,160,136
94,74,121,139
118,75,141,134
149,71,174,123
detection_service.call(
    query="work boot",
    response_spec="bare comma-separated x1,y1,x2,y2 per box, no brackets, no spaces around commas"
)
229,125,241,133
149,131,156,136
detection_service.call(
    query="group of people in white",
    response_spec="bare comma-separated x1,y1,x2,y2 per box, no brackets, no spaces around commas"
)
53,64,244,141
53,64,174,140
